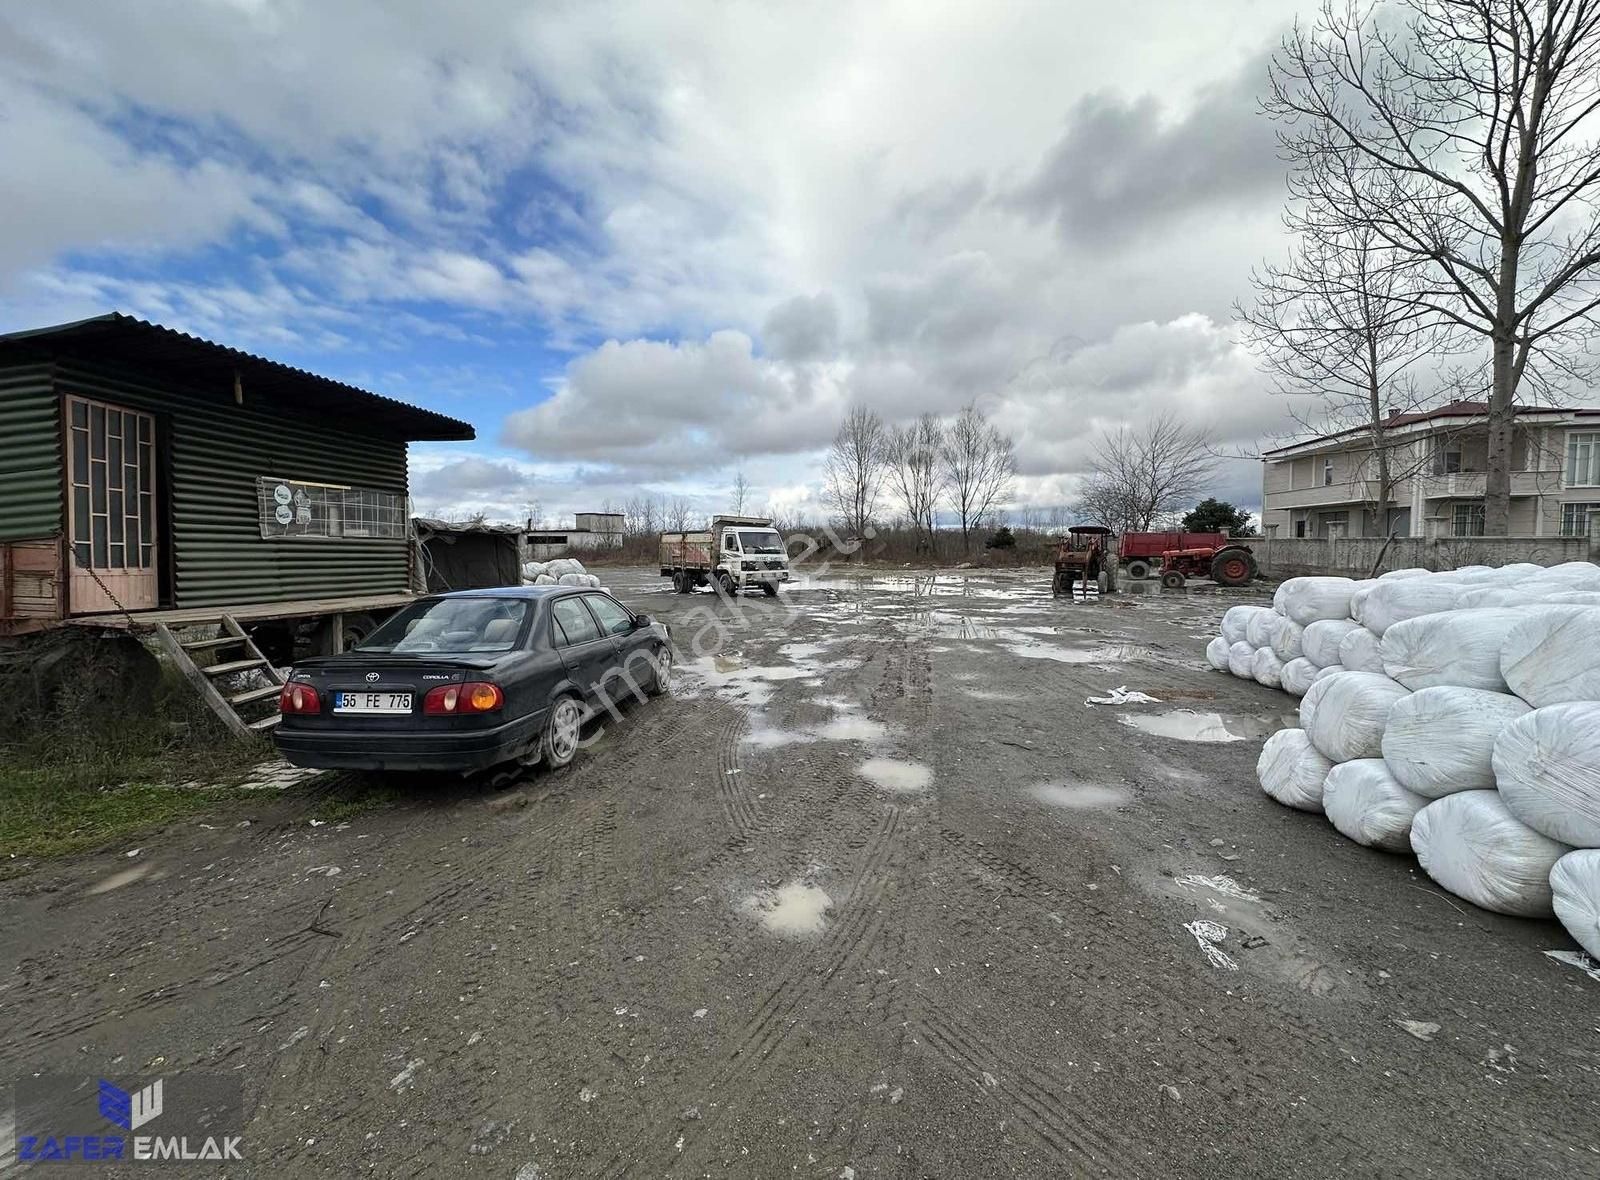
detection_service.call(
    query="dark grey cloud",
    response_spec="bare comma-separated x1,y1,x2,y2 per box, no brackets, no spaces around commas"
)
1008,52,1281,248
413,456,534,499
761,292,838,362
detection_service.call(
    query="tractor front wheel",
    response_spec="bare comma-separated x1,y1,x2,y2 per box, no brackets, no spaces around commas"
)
1160,570,1187,590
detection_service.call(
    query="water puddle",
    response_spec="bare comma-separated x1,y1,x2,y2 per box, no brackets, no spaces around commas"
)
858,757,933,793
1116,710,1294,743
740,880,833,937
1002,638,1146,664
813,715,891,743
743,725,815,749
963,688,1019,702
1027,781,1130,810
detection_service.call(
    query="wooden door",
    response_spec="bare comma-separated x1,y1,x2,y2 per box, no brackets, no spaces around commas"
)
66,395,158,612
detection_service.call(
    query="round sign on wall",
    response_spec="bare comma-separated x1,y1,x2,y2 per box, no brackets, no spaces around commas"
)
273,484,293,505
274,504,294,525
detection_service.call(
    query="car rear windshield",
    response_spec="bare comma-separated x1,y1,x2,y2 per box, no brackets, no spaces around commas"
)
358,598,531,654
737,530,785,554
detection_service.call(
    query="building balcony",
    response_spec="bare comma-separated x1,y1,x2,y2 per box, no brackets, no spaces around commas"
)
1417,470,1560,499
1264,481,1386,510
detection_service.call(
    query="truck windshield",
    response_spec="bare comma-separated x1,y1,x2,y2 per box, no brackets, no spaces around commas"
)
737,530,785,554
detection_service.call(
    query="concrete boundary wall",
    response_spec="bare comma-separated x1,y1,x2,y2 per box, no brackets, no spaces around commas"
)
1252,533,1595,580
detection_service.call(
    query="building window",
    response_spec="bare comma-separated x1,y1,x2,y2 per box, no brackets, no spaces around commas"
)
1567,432,1600,486
1434,442,1463,475
1561,502,1600,537
1452,501,1486,537
1294,518,1307,538
256,476,405,540
1322,458,1334,486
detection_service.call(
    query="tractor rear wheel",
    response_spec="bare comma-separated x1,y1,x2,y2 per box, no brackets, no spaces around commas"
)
1160,570,1187,589
1210,549,1257,587
1125,559,1152,581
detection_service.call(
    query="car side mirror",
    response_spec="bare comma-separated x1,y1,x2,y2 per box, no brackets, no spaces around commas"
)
633,613,652,629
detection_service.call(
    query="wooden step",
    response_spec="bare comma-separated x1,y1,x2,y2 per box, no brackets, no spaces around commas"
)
248,713,283,732
230,684,284,707
203,657,270,677
182,635,246,652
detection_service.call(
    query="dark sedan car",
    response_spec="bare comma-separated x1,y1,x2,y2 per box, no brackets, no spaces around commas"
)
273,586,672,773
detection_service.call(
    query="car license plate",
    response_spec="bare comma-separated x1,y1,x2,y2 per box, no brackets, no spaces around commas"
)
333,691,413,714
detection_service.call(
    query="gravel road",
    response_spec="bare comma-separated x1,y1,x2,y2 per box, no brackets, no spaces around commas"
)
2,566,1596,1178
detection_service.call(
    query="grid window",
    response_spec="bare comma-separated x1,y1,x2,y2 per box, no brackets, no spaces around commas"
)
1561,502,1600,537
257,476,404,539
1567,432,1600,486
1453,501,1486,537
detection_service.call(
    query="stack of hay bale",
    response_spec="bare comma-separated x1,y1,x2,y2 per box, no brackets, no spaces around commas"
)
521,557,603,588
1203,563,1600,961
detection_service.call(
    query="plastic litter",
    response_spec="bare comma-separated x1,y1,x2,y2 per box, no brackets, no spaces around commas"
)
1337,626,1385,674
1499,606,1600,708
1257,728,1333,812
1280,657,1317,697
1085,687,1163,706
1493,702,1600,847
1301,619,1360,669
1322,758,1428,852
1379,607,1523,692
1252,647,1284,689
1381,686,1532,799
1409,790,1572,917
1550,850,1600,961
1300,670,1410,763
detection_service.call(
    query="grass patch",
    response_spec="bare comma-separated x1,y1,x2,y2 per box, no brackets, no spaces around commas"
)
303,775,408,825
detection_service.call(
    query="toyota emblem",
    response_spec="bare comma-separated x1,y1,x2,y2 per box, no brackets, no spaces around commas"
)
365,672,380,683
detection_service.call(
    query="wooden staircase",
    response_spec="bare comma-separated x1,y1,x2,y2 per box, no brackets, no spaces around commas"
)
151,614,287,739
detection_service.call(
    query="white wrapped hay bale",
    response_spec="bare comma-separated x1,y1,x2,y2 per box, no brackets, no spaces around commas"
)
1493,702,1600,847
1379,607,1523,692
1279,576,1358,626
1499,606,1600,707
1551,850,1600,961
1227,641,1256,678
1381,686,1532,798
533,573,557,585
1454,586,1544,610
1246,610,1278,650
1360,578,1464,636
1205,636,1232,670
1252,647,1284,688
1378,567,1431,580
1323,759,1429,852
1269,615,1304,662
1280,657,1318,697
557,572,586,586
1410,791,1572,917
1350,583,1377,626
1313,663,1345,682
1539,590,1600,605
521,560,548,579
1300,670,1410,763
1257,728,1333,812
1337,625,1386,674
1301,619,1360,668
1222,605,1268,645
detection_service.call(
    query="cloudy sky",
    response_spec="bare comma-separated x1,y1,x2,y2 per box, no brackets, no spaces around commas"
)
0,0,1334,526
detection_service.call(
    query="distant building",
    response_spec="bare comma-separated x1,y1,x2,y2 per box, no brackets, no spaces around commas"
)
526,511,625,560
1260,400,1600,540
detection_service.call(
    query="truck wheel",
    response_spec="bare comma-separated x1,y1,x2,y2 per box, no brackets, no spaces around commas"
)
716,572,736,597
761,582,778,597
1161,570,1187,589
1126,559,1152,581
1210,550,1256,587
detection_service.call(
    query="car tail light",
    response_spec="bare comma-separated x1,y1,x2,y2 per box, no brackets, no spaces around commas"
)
279,683,321,714
424,681,504,715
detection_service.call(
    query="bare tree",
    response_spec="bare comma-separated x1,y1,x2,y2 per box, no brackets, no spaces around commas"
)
1267,0,1600,533
824,406,888,546
1077,413,1218,532
732,469,752,514
884,413,946,554
941,403,1017,553
664,495,696,534
624,493,660,536
1239,221,1449,535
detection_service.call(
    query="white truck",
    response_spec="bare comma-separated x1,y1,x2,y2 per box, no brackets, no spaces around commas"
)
659,514,791,596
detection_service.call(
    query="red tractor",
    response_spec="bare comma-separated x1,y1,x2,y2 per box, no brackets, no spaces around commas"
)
1158,541,1257,589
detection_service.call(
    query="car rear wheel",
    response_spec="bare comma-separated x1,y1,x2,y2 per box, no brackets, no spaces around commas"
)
1125,559,1152,581
542,695,584,769
646,646,673,696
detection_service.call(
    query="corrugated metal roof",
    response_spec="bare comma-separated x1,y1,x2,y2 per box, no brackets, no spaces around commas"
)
0,313,475,442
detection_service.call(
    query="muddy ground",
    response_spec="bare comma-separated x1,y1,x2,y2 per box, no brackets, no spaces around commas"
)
2,566,1597,1178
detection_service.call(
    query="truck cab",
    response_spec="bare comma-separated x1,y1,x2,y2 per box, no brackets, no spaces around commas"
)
660,514,792,596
